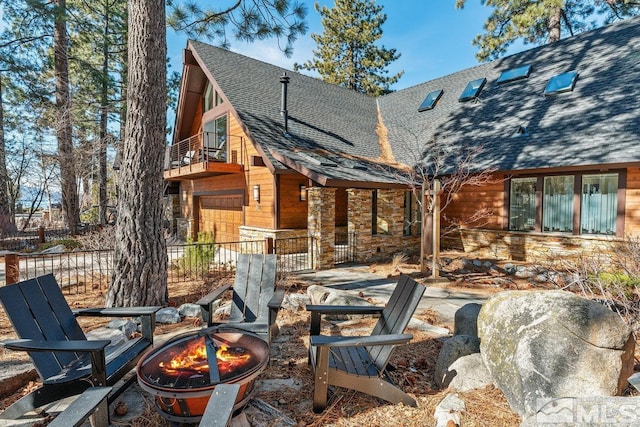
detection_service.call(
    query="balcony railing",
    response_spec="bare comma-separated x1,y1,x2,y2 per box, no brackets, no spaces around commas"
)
164,133,244,179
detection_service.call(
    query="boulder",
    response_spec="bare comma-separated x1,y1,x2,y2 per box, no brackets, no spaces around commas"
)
434,335,481,388
86,327,127,349
453,303,482,337
445,353,493,391
178,303,203,318
478,290,635,417
155,307,181,324
107,319,138,338
281,293,310,311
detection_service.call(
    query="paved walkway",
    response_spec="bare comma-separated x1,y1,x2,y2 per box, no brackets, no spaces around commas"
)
294,264,491,324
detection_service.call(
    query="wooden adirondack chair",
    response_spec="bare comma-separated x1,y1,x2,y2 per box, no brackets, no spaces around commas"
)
0,274,160,422
306,274,426,412
196,253,284,342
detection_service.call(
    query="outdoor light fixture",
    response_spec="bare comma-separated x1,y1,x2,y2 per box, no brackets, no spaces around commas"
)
253,184,260,202
300,184,306,201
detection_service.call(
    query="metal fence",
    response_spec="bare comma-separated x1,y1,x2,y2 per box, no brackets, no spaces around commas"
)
1,233,358,289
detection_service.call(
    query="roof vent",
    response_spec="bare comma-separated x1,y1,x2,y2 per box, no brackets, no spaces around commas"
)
512,125,529,137
280,72,290,136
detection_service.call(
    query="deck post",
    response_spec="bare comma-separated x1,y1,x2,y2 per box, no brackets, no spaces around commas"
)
5,253,20,284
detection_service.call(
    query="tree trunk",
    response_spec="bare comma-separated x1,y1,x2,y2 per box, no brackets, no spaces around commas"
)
0,76,15,235
548,7,562,43
54,0,80,235
106,0,167,307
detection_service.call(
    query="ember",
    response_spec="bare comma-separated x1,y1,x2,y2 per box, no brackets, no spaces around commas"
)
157,337,251,376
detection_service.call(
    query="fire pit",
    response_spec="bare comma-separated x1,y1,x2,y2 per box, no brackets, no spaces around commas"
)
136,326,270,423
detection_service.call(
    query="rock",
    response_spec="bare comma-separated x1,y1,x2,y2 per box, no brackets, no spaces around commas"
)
281,293,310,311
86,327,127,348
107,319,138,338
504,263,517,275
472,260,483,267
453,303,482,337
155,307,181,324
307,285,373,320
40,244,66,254
478,290,635,417
408,318,450,337
446,353,493,391
433,393,465,427
215,303,231,318
244,398,297,427
178,303,203,318
434,335,481,389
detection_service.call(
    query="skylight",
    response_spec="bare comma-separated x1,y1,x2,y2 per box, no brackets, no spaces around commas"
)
497,64,532,84
544,71,578,95
459,78,486,102
418,89,444,112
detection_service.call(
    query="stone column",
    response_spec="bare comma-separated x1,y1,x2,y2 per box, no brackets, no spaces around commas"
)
347,188,373,263
308,187,336,270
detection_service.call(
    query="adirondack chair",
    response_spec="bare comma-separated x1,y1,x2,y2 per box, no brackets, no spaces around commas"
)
0,274,160,423
306,274,426,412
196,253,283,342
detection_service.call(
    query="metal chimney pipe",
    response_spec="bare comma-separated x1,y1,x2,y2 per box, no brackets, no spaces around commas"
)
279,72,290,135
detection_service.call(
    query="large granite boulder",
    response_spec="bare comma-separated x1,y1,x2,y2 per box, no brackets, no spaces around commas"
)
478,290,635,417
446,353,493,392
307,285,373,320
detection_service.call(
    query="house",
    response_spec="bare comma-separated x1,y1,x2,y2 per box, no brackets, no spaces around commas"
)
167,16,640,268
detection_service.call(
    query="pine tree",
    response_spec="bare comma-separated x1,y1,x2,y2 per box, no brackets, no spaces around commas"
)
294,0,403,96
456,0,640,61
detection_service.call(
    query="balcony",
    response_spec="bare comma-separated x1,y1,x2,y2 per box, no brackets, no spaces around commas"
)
164,133,244,180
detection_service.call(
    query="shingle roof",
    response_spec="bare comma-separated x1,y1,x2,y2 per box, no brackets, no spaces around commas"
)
380,16,640,175
188,16,640,182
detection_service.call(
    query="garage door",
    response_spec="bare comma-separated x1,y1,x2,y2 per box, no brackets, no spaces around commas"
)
199,195,243,242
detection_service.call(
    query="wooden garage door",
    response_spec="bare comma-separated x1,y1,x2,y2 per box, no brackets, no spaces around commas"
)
199,195,243,242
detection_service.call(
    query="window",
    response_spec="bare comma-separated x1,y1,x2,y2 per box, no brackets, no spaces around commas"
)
459,78,486,102
509,177,536,231
543,176,574,232
497,64,532,84
204,82,214,111
215,91,224,106
418,89,443,111
203,114,228,161
544,71,578,95
581,174,617,235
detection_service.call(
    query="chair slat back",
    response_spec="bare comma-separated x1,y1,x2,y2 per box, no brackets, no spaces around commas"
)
230,254,277,324
368,275,426,370
0,274,86,380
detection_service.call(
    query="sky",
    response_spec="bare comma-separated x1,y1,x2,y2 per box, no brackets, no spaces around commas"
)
166,1,524,92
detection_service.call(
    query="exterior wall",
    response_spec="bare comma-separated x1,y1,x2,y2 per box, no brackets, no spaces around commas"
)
278,174,308,229
348,188,420,263
442,175,505,229
308,187,336,269
625,168,640,236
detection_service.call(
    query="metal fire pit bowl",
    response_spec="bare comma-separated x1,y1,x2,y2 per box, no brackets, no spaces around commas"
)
136,326,270,423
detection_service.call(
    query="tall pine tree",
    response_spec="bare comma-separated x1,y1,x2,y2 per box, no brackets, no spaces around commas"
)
456,0,640,61
295,0,403,96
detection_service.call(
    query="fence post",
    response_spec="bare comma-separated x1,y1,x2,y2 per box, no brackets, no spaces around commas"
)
38,226,46,244
5,253,20,284
265,237,274,254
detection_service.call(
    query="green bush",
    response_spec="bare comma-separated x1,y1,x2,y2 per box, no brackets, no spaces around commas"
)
178,232,216,277
37,239,82,252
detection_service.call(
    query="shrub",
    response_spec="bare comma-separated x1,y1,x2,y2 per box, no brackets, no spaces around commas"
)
177,232,216,278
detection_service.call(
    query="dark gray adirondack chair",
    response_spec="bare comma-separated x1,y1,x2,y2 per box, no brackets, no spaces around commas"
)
196,253,283,342
0,274,160,422
306,274,426,412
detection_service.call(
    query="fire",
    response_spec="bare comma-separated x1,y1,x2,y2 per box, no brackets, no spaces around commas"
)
158,337,251,376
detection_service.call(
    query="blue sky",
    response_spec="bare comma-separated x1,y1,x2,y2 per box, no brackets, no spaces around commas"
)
167,1,524,91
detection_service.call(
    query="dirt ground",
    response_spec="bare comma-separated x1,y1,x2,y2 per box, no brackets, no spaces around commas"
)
0,253,611,426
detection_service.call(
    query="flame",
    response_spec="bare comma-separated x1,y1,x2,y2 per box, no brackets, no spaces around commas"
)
158,337,251,376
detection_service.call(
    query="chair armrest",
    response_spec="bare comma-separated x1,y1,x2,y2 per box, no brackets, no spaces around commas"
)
195,283,233,306
1,338,110,353
197,283,233,327
309,333,413,348
306,305,384,315
73,306,161,317
307,305,384,335
268,286,285,310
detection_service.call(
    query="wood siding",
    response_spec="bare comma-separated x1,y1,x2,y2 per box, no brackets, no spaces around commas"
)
442,175,505,230
278,175,308,229
625,168,640,236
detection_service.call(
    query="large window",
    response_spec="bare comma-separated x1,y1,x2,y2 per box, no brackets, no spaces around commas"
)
581,173,617,235
203,115,228,161
403,191,421,236
543,176,575,232
509,177,536,231
508,172,620,235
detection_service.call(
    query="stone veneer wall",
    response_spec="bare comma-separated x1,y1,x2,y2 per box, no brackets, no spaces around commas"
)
307,187,336,269
348,188,420,263
443,228,620,264
238,226,308,254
